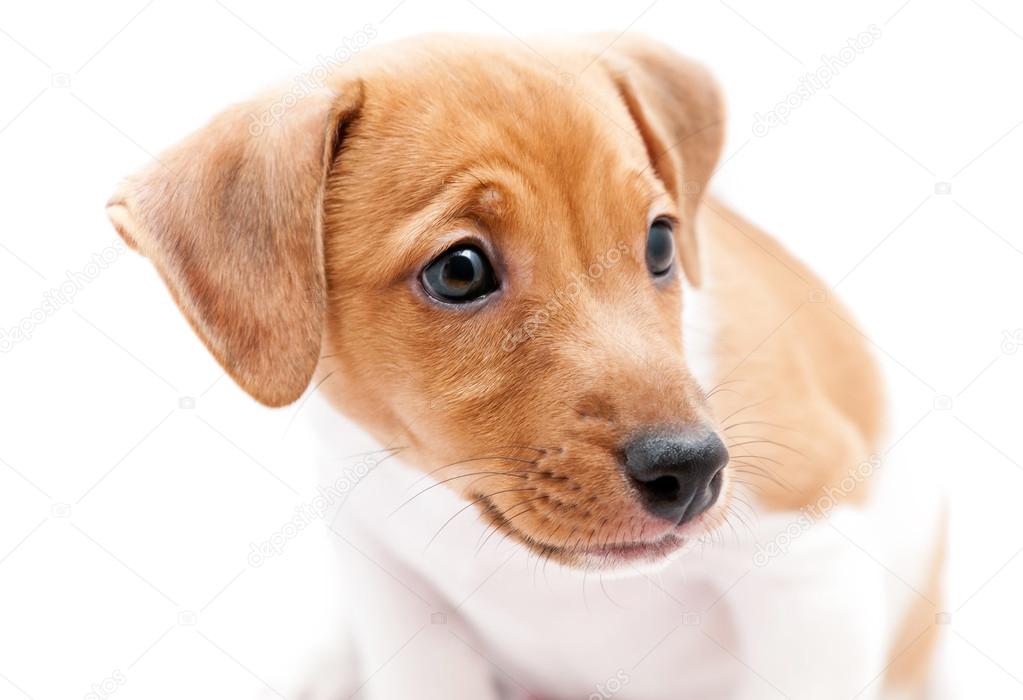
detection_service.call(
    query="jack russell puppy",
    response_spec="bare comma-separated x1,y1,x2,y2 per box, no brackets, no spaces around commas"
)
107,33,948,700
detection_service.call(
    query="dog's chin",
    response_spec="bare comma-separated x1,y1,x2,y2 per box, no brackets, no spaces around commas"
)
476,481,728,574
502,516,715,575
573,532,695,575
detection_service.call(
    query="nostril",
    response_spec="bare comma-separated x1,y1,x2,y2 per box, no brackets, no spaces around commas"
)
639,474,681,502
622,428,728,524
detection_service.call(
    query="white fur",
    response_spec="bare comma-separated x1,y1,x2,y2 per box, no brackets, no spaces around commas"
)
304,392,944,700
295,273,946,699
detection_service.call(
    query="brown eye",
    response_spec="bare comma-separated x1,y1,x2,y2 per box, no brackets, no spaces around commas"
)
646,218,675,277
421,245,498,303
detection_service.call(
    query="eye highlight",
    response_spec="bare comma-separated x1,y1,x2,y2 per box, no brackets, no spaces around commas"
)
421,245,499,303
646,218,676,277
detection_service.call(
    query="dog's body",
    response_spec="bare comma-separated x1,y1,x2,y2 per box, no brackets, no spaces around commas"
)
107,34,947,699
315,402,944,700
307,201,947,700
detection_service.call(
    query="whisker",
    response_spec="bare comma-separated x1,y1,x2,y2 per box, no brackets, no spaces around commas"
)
721,507,741,546
581,524,599,557
412,455,539,487
473,490,543,556
702,378,752,401
339,445,407,462
592,517,608,547
727,439,806,458
717,398,772,425
730,461,778,478
483,500,549,553
721,420,796,434
733,502,758,535
728,452,785,466
536,519,568,556
391,471,530,517
723,502,755,539
730,460,794,492
599,570,625,609
560,523,584,558
499,495,550,523
729,489,758,518
490,444,548,454
426,487,537,548
729,471,767,493
609,519,626,550
704,386,743,400
720,491,761,536
283,370,337,435
330,448,410,517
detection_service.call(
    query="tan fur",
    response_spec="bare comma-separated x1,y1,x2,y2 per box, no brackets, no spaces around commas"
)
696,200,885,509
106,33,936,691
108,85,364,406
883,508,948,692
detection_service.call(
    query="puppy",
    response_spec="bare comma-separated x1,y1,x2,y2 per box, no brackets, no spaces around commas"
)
107,33,947,700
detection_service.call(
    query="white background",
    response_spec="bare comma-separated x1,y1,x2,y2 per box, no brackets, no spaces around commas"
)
2,0,1022,697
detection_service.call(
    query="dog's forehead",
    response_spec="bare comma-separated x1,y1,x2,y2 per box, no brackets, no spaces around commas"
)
365,58,635,165
369,40,653,165
338,47,664,266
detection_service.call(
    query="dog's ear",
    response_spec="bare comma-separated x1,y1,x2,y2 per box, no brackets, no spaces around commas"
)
597,35,725,287
106,83,363,407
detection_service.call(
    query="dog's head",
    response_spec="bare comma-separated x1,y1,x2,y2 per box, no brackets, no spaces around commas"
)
107,34,729,569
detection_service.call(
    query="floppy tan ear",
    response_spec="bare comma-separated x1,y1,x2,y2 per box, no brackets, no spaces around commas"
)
106,83,363,407
596,35,725,287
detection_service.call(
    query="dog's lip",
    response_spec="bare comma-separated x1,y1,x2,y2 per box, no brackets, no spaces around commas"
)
476,490,719,566
555,495,723,564
518,524,696,567
577,531,686,562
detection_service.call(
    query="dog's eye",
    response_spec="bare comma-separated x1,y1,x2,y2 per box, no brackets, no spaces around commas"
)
646,218,676,277
421,245,498,303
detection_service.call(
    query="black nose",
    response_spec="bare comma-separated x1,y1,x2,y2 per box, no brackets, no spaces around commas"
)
622,430,728,524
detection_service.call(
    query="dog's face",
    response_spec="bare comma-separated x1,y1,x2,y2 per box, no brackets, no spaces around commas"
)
107,34,729,569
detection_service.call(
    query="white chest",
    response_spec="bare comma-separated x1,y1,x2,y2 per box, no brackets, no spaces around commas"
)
314,420,940,700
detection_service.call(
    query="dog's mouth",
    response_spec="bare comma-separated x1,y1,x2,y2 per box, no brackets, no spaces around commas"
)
440,438,730,571
574,531,690,565
477,491,716,570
